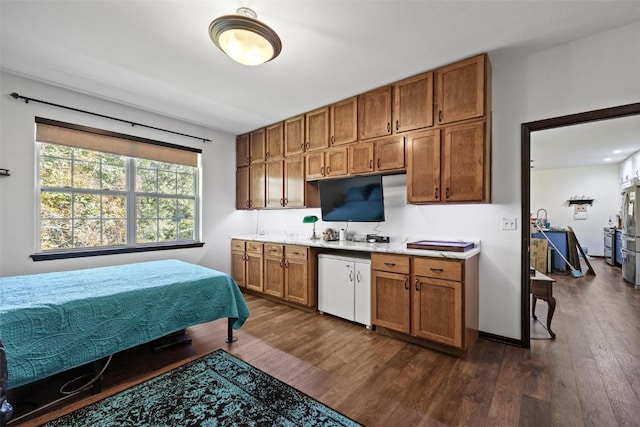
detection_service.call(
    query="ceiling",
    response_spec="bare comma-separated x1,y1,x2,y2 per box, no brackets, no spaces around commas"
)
2,1,640,164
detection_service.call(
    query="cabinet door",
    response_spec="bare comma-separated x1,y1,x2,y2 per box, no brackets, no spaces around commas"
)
306,151,325,180
306,107,330,152
246,252,264,292
354,262,372,326
250,163,266,209
250,128,266,163
266,122,284,161
371,270,410,333
407,129,441,203
326,147,348,177
412,275,462,348
236,133,251,167
349,142,374,174
393,72,433,133
231,250,246,288
442,120,486,202
331,97,358,146
285,155,305,207
285,115,305,156
266,160,285,208
436,55,485,125
375,135,405,171
264,255,285,298
358,86,392,140
236,166,250,210
285,257,309,306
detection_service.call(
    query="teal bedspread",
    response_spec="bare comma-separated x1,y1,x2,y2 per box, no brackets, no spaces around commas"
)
0,259,250,390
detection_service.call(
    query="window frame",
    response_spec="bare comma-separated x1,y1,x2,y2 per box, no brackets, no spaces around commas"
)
31,119,203,261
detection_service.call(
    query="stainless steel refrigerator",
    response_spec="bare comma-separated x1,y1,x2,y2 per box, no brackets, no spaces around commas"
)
621,184,640,288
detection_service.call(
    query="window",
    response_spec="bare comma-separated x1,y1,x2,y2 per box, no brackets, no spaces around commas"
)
34,118,202,259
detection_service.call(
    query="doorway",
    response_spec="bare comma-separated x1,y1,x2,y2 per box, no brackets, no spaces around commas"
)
520,102,640,346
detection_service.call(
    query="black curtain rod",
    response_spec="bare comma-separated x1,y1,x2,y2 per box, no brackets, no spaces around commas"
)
10,92,211,143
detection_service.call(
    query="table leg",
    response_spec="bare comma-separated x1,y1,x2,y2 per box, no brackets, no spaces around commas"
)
546,296,556,338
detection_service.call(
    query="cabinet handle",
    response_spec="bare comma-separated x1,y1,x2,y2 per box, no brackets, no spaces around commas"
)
395,120,399,131
404,277,409,290
377,158,381,169
369,159,373,170
357,271,361,282
434,187,439,199
326,166,331,175
320,166,325,176
430,268,444,273
300,143,304,150
284,197,288,206
280,258,284,267
445,187,450,199
384,262,396,267
438,110,443,122
265,152,270,160
249,155,253,164
415,278,420,291
280,198,284,206
305,142,310,150
243,254,248,261
349,270,354,282
387,122,391,133
284,259,289,268
330,135,335,145
246,200,250,208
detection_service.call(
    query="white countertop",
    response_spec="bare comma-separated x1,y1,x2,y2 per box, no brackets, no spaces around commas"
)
230,234,481,260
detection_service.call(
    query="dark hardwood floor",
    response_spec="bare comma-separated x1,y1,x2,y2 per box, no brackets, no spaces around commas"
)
9,258,640,426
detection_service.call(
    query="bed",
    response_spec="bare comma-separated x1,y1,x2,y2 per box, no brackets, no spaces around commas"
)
0,259,250,390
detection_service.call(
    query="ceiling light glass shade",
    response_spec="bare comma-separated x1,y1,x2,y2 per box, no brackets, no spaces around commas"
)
209,7,282,66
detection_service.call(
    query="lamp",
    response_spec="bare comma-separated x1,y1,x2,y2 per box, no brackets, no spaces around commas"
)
302,215,319,240
208,7,282,66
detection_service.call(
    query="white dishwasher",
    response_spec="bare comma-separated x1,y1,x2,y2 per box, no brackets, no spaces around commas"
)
318,253,371,328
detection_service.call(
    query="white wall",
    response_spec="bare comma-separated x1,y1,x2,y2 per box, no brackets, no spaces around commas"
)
531,164,621,256
0,72,255,276
2,20,639,341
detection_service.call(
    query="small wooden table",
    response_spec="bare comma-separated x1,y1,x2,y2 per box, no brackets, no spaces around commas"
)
530,270,556,338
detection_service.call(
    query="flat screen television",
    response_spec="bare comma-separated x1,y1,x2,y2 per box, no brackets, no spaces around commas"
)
319,175,385,222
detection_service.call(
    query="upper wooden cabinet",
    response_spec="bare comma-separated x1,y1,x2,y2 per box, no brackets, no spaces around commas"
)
265,160,285,208
285,115,305,156
266,155,306,208
250,128,266,163
349,135,405,175
358,86,392,140
266,122,284,161
306,147,349,180
407,120,489,204
330,97,358,146
305,107,330,152
250,163,266,209
436,54,486,125
236,133,250,167
393,72,434,133
236,166,250,209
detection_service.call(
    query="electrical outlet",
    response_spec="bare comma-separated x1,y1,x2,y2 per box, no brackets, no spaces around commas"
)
501,217,517,230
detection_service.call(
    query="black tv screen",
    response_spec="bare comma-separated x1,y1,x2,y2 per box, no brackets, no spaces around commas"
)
319,175,385,222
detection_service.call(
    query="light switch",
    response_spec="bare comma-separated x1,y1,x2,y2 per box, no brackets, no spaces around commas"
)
501,218,517,230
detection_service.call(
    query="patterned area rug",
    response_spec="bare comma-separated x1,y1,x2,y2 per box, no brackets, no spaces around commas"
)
44,349,360,426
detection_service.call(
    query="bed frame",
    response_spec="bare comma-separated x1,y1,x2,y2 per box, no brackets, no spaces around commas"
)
0,259,250,391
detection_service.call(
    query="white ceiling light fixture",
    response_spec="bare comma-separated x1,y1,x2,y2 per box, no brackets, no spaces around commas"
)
208,7,282,66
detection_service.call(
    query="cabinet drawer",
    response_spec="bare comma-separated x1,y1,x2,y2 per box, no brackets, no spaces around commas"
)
264,243,283,257
231,239,245,252
285,245,308,260
413,257,461,281
371,253,410,274
246,241,263,254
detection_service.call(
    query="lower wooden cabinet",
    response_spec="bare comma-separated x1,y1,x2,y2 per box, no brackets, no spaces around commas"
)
232,240,317,308
372,252,479,353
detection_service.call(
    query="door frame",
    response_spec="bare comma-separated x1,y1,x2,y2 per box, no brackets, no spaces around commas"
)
520,102,640,347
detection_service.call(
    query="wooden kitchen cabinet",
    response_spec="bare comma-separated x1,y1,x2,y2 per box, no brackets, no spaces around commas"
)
349,135,405,174
436,54,486,125
236,166,250,209
263,243,285,298
249,163,266,209
250,128,266,163
407,119,488,203
393,71,434,133
330,97,358,146
266,122,284,161
306,146,348,180
285,115,305,156
358,86,392,140
236,133,250,167
266,155,306,208
371,252,479,354
305,107,330,152
284,245,317,307
230,240,264,292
